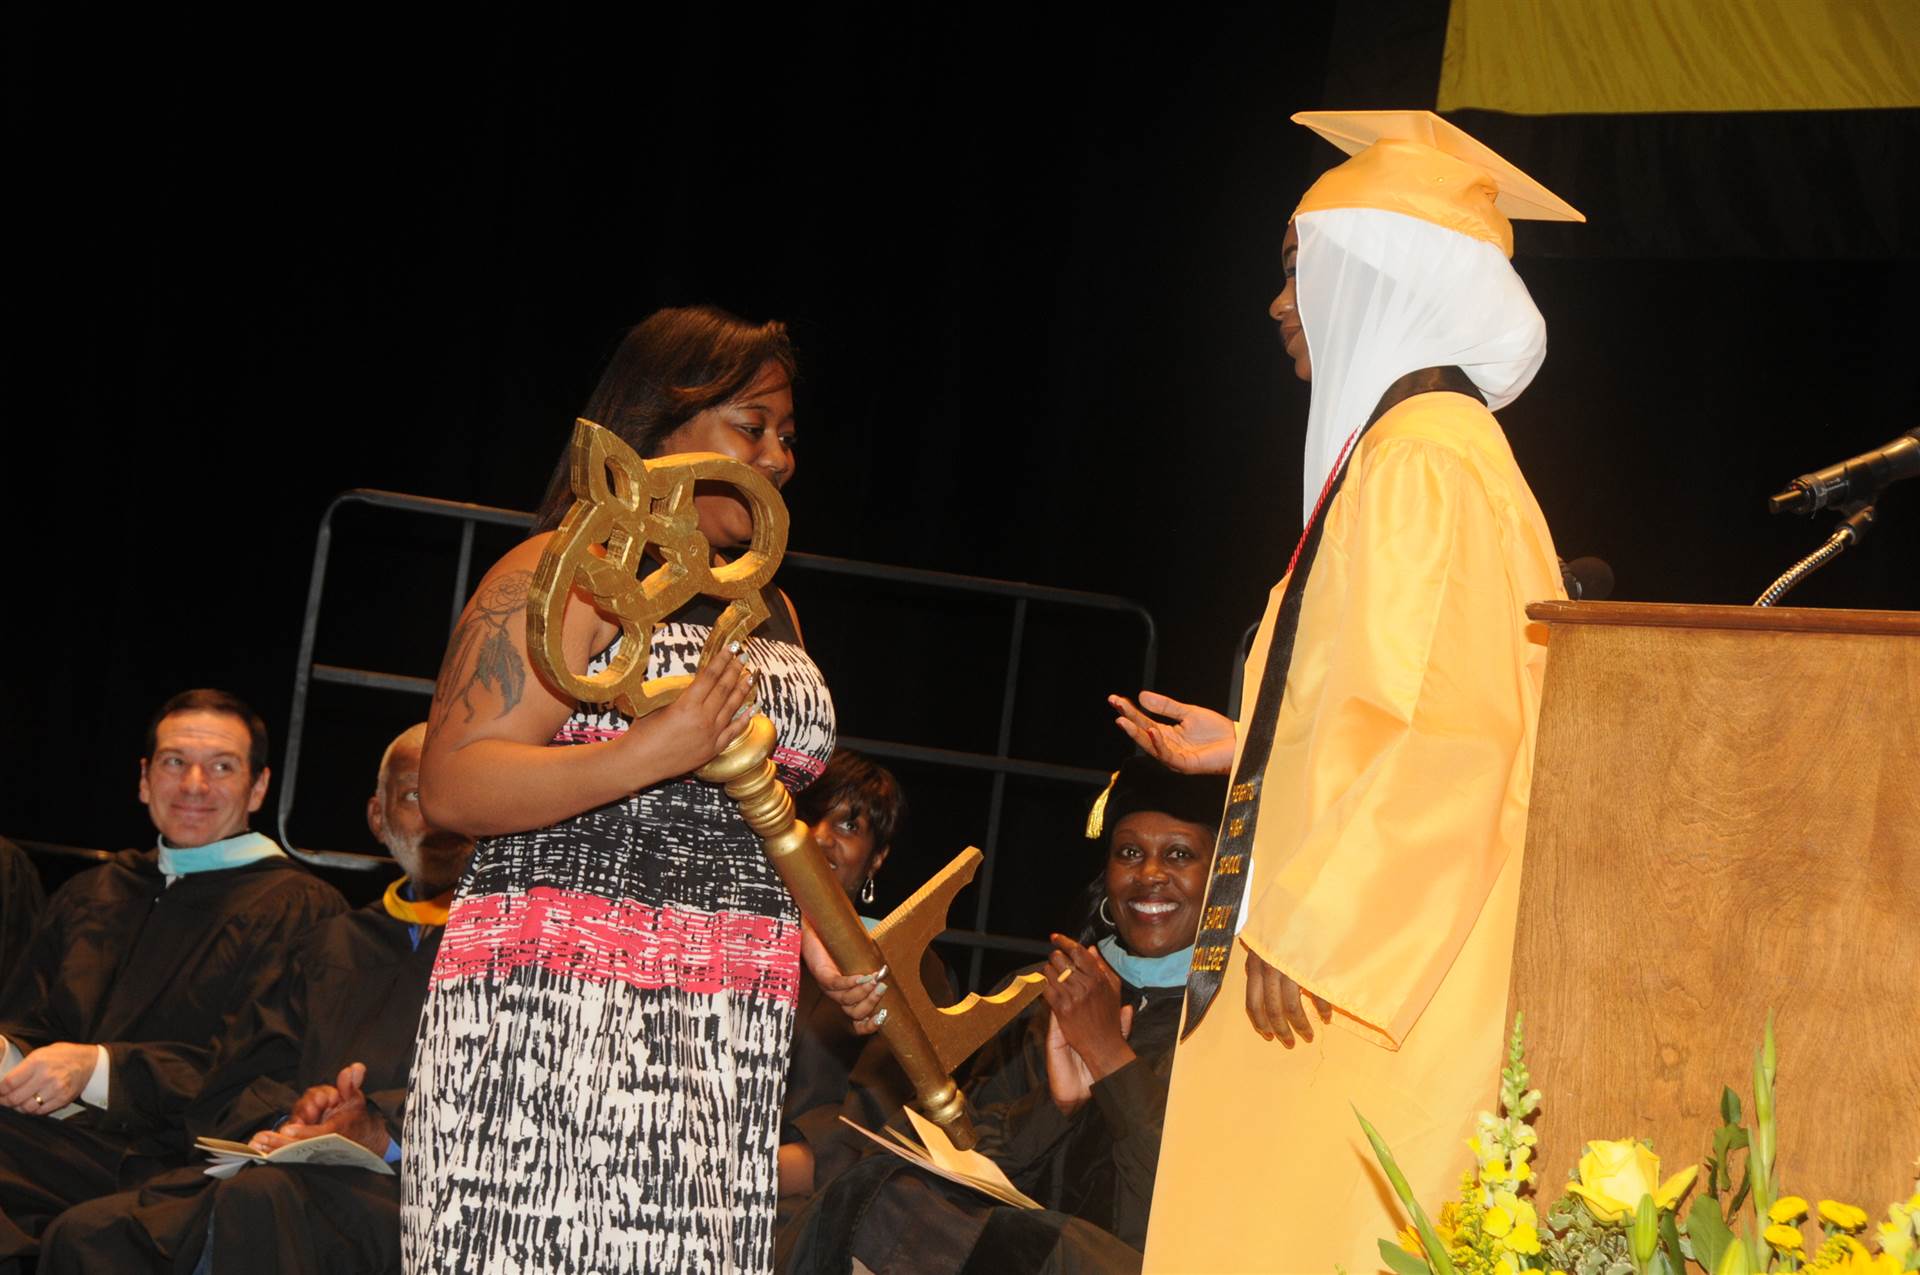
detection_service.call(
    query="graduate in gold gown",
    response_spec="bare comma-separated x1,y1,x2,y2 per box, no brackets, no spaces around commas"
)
1110,112,1582,1273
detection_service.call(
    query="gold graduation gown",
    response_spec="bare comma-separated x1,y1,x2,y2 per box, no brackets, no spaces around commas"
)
1143,390,1562,1274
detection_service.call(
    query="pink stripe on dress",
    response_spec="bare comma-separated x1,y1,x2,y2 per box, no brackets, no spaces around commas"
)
434,886,802,1002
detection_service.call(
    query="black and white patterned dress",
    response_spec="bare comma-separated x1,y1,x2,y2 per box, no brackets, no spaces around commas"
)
402,594,834,1274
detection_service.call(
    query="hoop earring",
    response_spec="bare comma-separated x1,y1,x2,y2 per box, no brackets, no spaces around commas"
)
861,876,876,905
1098,896,1115,928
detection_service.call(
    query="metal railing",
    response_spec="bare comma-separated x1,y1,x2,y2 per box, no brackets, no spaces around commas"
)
8,838,113,868
282,489,1158,986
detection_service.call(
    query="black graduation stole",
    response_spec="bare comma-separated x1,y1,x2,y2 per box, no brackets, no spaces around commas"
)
1181,366,1484,1040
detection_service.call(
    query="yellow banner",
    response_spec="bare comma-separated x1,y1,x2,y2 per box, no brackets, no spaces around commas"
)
1438,0,1920,114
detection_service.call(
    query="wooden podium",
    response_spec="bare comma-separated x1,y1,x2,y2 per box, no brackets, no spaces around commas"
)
1510,601,1920,1211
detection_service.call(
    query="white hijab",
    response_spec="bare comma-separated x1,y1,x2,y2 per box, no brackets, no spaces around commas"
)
1294,207,1547,523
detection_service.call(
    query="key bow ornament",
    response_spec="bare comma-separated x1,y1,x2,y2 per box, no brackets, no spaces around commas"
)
526,418,786,717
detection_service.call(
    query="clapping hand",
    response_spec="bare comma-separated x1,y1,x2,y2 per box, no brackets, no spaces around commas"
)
1039,935,1136,1114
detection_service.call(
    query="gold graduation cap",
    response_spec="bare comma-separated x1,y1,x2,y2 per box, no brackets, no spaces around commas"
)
1292,109,1584,257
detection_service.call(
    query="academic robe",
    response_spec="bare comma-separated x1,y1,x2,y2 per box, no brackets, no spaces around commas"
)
0,848,344,1259
37,902,442,1275
779,948,954,1215
780,977,1181,1275
0,840,44,986
1143,392,1562,1274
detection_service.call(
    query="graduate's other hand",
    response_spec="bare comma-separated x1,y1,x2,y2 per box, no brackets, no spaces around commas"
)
249,1061,390,1157
1243,947,1333,1047
1108,692,1235,775
800,918,888,1036
0,1042,95,1114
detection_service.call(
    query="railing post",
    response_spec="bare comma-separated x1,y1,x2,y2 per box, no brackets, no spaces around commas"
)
968,596,1029,992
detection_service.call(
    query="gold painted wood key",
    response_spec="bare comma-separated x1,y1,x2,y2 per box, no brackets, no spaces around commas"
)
526,418,1044,1148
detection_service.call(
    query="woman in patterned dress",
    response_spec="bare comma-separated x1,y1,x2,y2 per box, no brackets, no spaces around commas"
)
403,307,880,1274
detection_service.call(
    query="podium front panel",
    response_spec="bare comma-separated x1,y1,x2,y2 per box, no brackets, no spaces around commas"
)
1511,603,1919,1213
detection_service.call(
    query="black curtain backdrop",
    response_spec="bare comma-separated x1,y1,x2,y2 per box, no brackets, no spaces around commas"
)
6,6,1916,954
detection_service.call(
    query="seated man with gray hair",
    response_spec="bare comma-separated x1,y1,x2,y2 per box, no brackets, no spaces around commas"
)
38,723,476,1275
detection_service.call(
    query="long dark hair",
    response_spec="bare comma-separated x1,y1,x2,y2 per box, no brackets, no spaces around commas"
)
531,305,796,534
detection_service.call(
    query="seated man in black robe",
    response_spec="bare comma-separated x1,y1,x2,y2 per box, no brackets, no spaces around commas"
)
0,689,346,1266
780,757,1225,1275
37,722,477,1275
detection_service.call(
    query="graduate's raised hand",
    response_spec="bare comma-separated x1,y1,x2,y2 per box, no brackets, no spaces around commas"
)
1108,691,1235,776
1243,946,1332,1047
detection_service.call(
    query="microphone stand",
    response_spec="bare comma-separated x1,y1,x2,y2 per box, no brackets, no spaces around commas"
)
1753,503,1878,607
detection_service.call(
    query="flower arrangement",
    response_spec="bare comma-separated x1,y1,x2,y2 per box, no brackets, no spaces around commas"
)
1360,1016,1920,1275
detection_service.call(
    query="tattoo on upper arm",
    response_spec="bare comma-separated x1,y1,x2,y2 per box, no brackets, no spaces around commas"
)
429,570,532,735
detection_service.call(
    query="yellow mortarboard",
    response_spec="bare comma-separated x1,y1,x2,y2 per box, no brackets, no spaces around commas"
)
1291,109,1584,257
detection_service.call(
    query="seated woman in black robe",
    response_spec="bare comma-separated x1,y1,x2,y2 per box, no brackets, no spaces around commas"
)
777,751,953,1216
779,756,1225,1275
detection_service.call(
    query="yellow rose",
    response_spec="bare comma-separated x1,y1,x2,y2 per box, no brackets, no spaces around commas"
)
1772,1196,1810,1223
1818,1200,1869,1231
1765,1222,1805,1251
1564,1139,1700,1223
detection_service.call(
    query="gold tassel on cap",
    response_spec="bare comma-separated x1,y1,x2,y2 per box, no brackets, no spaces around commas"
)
1084,770,1121,840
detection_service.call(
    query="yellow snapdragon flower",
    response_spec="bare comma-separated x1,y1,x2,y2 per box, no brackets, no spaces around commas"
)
1489,1190,1543,1256
1875,1192,1917,1262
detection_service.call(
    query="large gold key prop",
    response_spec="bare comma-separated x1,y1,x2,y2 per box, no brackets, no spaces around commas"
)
526,419,1045,1149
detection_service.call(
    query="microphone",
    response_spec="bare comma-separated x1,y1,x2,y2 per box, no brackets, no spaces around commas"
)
1559,556,1614,601
1768,428,1920,515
